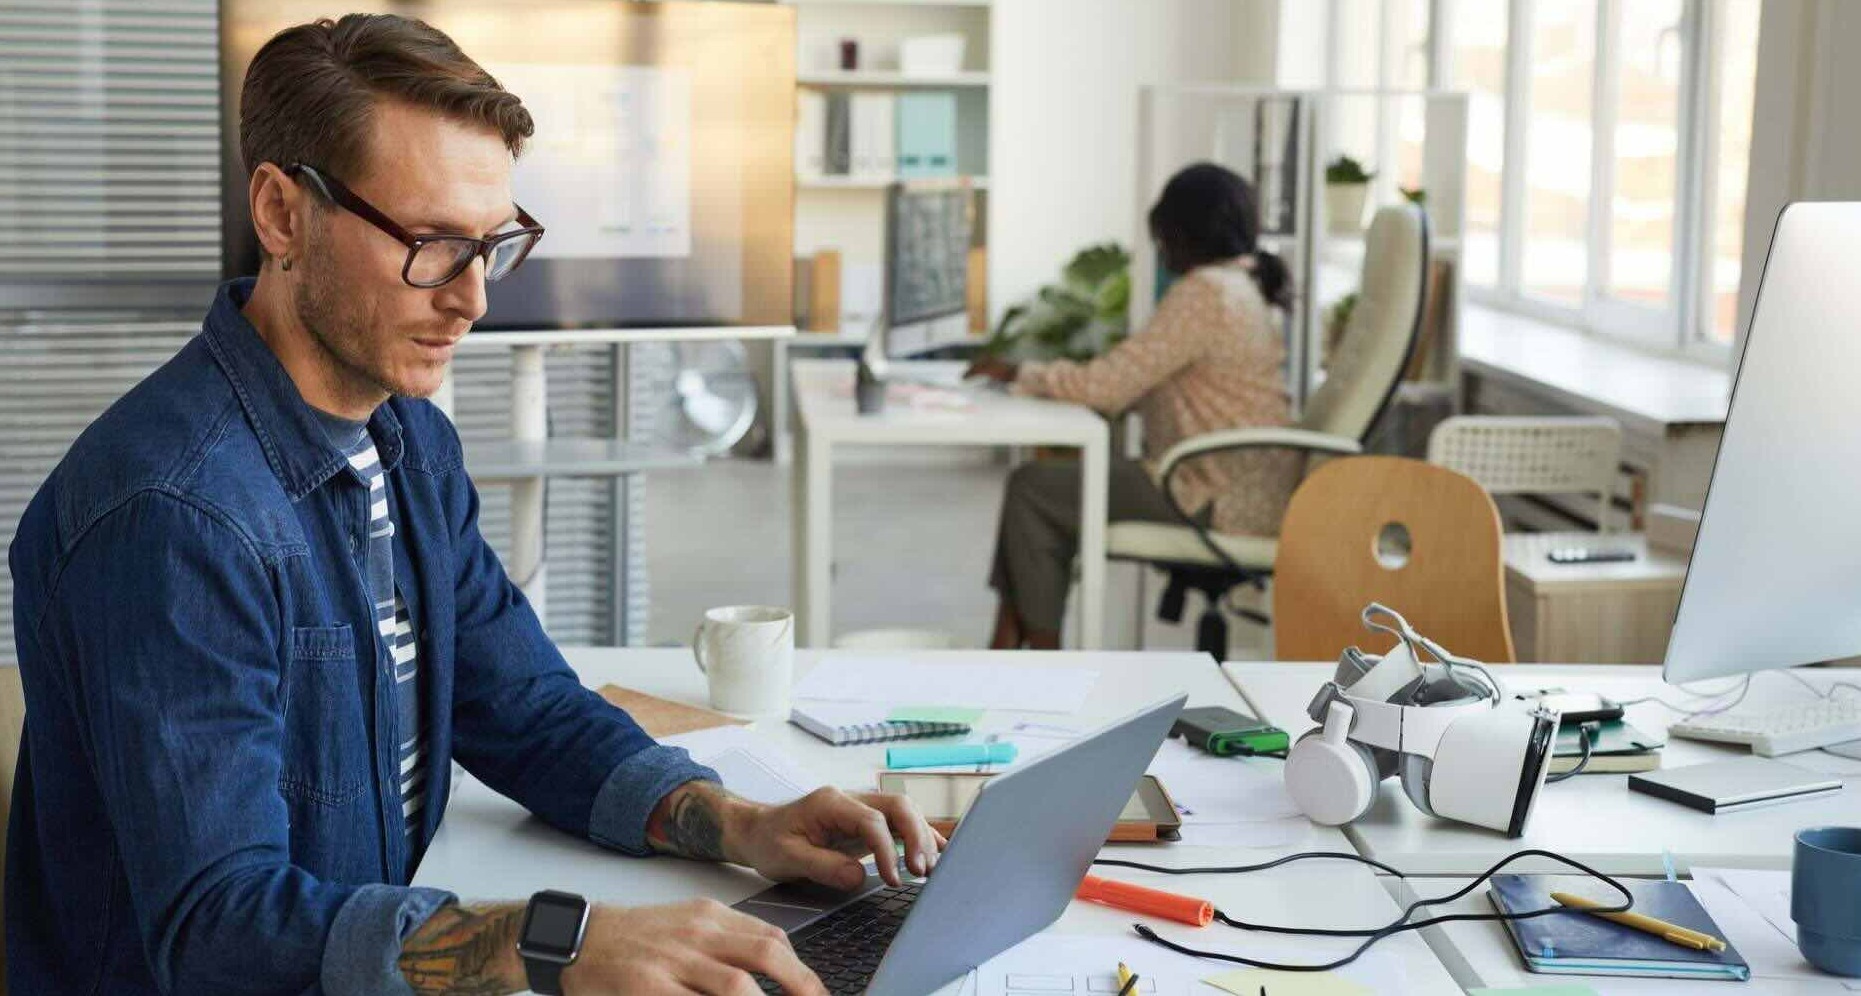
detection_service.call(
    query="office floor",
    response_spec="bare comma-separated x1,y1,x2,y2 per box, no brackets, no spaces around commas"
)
645,457,1272,658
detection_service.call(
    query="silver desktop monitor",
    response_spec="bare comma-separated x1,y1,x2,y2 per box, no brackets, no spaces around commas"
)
880,179,975,359
1664,202,1861,683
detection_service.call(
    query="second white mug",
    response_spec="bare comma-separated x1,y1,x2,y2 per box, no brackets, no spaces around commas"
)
693,605,794,717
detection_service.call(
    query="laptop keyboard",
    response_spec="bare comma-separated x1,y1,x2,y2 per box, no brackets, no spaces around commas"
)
757,882,922,995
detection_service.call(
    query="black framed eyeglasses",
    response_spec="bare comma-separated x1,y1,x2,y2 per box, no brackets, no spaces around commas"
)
283,163,545,289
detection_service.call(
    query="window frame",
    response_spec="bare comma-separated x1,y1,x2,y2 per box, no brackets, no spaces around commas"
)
1430,0,1744,363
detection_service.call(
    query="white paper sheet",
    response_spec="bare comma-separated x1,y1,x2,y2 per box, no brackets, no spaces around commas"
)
1171,819,1307,849
794,658,1099,714
1146,739,1301,823
1685,873,1830,983
1692,866,1796,944
660,726,825,806
976,933,1404,996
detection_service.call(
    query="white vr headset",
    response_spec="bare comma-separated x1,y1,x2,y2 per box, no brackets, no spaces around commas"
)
1284,604,1560,837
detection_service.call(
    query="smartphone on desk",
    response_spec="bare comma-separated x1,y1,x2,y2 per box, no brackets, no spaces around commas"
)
1522,689,1624,725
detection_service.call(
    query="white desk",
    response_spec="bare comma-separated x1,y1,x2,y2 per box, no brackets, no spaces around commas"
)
414,649,1460,993
789,359,1111,649
1225,662,1861,876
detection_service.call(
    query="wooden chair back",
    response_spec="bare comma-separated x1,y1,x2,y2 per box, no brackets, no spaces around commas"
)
1273,456,1516,664
0,666,22,995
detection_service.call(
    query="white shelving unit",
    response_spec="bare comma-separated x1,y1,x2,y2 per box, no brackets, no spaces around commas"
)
798,69,990,88
778,0,994,463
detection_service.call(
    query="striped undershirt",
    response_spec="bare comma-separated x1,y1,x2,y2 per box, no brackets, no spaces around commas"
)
340,434,429,860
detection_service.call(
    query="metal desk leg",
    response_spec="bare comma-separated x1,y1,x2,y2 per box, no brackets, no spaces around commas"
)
1076,432,1109,650
793,426,833,647
510,344,548,623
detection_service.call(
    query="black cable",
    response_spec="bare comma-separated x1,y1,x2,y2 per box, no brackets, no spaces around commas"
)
1544,720,1598,783
1094,847,1635,973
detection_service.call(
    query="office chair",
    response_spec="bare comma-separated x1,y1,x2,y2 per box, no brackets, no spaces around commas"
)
1427,415,1623,532
1273,455,1516,664
0,665,22,994
1107,203,1430,658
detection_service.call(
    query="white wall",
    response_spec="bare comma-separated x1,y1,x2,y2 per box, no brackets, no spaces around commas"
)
1736,0,1861,356
988,0,1277,321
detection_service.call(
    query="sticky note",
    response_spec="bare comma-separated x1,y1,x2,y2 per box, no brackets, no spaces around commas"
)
1465,987,1600,996
1201,969,1371,996
887,705,985,724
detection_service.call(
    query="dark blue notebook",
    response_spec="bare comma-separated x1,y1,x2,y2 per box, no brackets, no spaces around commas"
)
1489,875,1750,981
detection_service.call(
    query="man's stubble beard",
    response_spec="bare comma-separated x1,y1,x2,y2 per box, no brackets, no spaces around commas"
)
291,218,430,402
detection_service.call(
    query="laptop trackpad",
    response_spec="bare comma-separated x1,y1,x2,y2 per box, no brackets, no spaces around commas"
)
732,873,886,932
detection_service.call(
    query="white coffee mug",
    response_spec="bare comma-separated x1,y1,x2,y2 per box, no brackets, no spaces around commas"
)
693,605,795,717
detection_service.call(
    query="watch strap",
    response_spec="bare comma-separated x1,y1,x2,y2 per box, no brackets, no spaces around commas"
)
523,956,565,996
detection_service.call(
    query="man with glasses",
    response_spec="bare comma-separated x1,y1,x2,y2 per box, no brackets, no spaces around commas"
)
7,14,939,996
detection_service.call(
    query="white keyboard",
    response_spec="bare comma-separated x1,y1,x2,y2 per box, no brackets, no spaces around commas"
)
1669,698,1861,756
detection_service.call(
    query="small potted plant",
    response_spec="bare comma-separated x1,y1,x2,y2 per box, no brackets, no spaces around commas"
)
1324,155,1376,236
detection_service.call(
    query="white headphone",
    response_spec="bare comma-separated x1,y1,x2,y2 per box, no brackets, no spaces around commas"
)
1283,605,1560,837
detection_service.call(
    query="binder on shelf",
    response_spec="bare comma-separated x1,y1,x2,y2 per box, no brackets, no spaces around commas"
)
896,92,958,178
824,92,852,175
796,89,828,178
850,92,896,179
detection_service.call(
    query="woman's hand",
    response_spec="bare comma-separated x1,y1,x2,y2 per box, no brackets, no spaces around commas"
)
964,356,1019,383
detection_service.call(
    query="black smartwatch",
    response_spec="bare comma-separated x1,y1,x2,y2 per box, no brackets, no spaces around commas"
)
516,889,590,995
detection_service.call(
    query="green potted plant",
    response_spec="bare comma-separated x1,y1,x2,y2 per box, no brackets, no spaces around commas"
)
1324,155,1376,236
982,243,1131,363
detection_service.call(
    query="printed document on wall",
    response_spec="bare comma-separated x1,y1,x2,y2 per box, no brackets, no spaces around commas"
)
490,63,693,258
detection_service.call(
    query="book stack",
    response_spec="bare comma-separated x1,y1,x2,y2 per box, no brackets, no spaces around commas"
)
797,90,957,182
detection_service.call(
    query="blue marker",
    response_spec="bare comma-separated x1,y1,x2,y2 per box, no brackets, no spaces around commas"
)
886,742,1019,769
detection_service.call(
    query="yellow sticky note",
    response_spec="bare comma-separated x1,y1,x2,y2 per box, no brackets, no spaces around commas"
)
1201,968,1372,996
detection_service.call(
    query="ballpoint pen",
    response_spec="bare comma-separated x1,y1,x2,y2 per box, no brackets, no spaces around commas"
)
1550,890,1729,952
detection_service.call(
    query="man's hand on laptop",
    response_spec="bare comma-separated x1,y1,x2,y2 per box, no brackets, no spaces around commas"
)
646,780,947,889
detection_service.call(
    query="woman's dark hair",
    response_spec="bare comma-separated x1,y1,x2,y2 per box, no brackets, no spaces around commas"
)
1147,162,1294,310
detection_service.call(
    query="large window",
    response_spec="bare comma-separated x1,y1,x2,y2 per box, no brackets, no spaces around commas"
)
1440,0,1761,355
1334,0,1761,355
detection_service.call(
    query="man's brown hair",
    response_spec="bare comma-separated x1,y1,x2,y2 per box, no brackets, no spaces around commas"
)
239,13,533,183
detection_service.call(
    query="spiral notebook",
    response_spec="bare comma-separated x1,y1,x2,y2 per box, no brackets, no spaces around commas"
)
789,701,972,746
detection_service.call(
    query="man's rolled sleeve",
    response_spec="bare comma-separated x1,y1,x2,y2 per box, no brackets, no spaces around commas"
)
588,746,722,856
321,884,460,996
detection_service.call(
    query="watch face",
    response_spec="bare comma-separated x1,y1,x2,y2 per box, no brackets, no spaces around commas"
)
521,894,588,960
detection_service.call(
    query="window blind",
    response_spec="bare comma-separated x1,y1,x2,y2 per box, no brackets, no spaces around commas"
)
0,0,639,660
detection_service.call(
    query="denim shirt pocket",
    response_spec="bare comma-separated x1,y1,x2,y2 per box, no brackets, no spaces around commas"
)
278,624,370,808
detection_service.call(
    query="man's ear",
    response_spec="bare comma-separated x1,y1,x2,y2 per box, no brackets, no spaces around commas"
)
249,163,306,262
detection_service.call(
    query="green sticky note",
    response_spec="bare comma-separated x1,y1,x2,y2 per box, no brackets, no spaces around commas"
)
1202,969,1371,996
885,705,984,725
1465,987,1599,996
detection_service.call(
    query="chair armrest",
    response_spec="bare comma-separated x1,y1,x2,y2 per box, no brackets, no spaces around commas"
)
1155,427,1364,479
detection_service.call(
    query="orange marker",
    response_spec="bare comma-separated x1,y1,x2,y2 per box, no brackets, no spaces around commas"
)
1075,874,1213,927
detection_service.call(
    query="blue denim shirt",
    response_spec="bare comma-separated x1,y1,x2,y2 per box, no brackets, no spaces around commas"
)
6,278,719,995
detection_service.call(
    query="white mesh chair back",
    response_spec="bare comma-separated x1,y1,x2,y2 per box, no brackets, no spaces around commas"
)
1426,416,1623,532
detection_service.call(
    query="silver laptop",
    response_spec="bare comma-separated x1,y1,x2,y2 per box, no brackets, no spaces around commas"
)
735,693,1187,995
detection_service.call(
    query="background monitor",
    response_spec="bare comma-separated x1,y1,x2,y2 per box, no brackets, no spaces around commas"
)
1663,202,1861,683
219,0,795,330
882,179,974,359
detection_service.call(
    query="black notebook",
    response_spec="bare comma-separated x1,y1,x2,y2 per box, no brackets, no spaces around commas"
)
1489,874,1749,981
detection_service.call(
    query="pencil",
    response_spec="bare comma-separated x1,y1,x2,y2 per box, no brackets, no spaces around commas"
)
1115,962,1138,996
1549,890,1728,952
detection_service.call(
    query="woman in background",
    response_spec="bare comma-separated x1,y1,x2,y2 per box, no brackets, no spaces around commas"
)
970,162,1304,650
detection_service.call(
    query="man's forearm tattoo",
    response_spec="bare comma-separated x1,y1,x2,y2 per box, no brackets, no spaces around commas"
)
397,902,526,996
647,782,731,861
